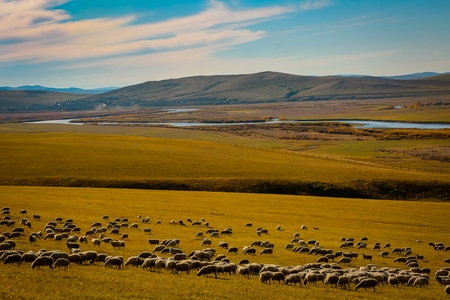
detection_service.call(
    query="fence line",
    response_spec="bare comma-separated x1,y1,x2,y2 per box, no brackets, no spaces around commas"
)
230,143,446,174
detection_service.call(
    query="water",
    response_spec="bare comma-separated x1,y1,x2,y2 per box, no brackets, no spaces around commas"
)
25,118,450,129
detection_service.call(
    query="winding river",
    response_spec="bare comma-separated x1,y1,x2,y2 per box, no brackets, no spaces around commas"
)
26,119,450,129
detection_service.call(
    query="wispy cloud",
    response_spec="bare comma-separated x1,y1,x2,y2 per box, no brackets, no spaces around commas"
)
0,0,295,64
299,0,334,11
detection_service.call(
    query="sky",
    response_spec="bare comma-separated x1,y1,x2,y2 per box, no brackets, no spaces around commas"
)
1,0,449,88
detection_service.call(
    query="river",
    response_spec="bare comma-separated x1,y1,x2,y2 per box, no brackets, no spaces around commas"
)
25,119,450,129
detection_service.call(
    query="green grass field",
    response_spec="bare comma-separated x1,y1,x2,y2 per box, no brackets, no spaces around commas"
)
0,186,449,299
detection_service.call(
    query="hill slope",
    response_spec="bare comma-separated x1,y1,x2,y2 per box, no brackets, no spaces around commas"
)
2,71,450,111
75,71,450,107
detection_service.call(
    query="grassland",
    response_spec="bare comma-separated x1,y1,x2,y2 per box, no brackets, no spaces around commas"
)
0,123,449,199
0,186,449,299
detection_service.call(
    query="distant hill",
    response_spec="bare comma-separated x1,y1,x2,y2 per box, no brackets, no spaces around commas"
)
381,72,450,80
0,90,90,110
0,85,118,94
1,71,450,111
80,71,450,107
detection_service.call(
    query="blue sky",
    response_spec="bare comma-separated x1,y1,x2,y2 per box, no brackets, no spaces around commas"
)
1,0,449,88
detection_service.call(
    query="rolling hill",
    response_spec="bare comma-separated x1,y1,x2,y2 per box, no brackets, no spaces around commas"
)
1,71,450,111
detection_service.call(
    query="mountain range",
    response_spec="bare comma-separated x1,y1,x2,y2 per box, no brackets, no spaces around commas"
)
1,71,449,111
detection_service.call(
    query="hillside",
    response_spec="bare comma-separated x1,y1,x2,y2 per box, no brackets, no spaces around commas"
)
83,71,450,106
0,90,90,111
1,71,450,111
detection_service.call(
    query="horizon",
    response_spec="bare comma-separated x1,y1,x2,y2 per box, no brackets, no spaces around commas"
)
1,0,449,89
1,70,449,90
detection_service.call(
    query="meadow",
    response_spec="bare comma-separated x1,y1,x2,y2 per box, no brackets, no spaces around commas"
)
0,186,449,299
0,97,449,299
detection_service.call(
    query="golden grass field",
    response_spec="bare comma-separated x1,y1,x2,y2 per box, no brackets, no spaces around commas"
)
0,186,449,299
0,98,449,299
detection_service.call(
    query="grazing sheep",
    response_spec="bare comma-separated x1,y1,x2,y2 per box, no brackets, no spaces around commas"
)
285,243,294,251
354,278,378,292
218,241,228,249
260,248,273,255
148,239,159,245
53,258,70,270
337,257,352,265
243,247,256,255
324,273,340,287
92,238,102,247
413,277,429,288
238,259,249,265
259,271,274,284
32,214,41,221
196,265,217,278
227,247,238,254
237,266,250,279
285,273,302,286
31,256,54,270
338,276,351,289
301,225,307,230
104,256,123,269
388,275,399,288
3,254,22,266
201,238,212,247
68,254,83,264
175,262,191,274
303,272,318,285
125,256,144,267
272,271,285,283
379,251,389,258
362,253,372,261
445,285,450,296
21,252,39,264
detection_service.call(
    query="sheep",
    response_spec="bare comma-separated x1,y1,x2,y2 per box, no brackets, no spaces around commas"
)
337,257,352,265
445,285,450,296
354,278,378,292
285,273,302,286
175,262,191,274
21,252,39,264
379,251,389,258
29,234,39,245
104,256,123,269
303,272,318,285
218,241,228,249
53,258,70,270
444,258,450,264
244,223,252,227
301,225,307,230
388,275,399,288
259,271,273,284
413,277,429,288
272,271,285,283
196,264,217,278
227,247,238,254
260,248,273,255
31,256,54,270
32,214,41,221
3,253,22,266
243,247,256,255
285,243,294,251
50,252,69,261
201,238,212,247
362,253,372,261
195,231,203,238
234,266,249,279
337,276,351,289
324,273,340,288
125,256,144,267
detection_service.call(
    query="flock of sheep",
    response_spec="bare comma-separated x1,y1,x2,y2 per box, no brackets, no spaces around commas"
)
1,205,450,297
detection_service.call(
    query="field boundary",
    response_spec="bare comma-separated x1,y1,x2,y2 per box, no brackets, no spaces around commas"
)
231,143,448,174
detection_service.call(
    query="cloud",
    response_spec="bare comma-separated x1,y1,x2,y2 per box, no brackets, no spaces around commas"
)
299,0,334,11
0,0,293,64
